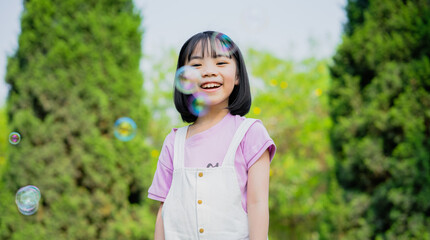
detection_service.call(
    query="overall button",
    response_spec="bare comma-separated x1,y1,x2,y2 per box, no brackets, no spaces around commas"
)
198,172,203,177
198,200,202,204
199,228,204,233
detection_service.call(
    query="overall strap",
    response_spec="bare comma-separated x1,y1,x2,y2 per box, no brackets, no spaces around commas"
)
173,126,188,169
223,118,257,167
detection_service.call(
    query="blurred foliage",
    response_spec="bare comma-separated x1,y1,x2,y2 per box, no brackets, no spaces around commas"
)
246,50,334,240
0,0,156,239
326,0,430,239
0,107,7,181
141,49,182,149
344,0,370,36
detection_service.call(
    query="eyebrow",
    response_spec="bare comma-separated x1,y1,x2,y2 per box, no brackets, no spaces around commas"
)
189,54,229,60
190,56,203,60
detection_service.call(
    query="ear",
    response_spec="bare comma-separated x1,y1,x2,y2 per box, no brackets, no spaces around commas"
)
235,77,239,85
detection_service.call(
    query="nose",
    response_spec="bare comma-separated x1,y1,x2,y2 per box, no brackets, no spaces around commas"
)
201,64,218,78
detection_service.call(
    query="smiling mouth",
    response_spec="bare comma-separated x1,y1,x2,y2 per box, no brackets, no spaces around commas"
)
200,82,222,89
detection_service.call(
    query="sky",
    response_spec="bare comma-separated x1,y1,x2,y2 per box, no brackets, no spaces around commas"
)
0,0,347,107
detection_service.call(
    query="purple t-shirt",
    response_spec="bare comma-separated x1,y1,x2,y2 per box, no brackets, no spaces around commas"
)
148,113,276,212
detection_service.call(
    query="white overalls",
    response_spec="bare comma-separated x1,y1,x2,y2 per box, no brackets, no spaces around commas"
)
161,119,257,240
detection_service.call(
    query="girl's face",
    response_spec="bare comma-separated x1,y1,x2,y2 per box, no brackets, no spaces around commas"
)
185,40,239,110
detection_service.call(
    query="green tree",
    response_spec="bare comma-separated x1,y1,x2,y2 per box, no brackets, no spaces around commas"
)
344,0,370,36
0,0,155,239
326,0,430,238
0,107,7,181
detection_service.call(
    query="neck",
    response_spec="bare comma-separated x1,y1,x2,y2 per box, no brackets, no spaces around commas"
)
186,100,230,139
194,105,229,127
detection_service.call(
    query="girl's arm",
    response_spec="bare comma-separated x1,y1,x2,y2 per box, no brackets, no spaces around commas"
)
247,150,270,240
154,202,165,240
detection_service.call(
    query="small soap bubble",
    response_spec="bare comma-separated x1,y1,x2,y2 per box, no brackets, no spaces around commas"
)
188,92,210,117
15,185,41,216
9,132,21,145
175,66,201,94
211,32,237,56
114,117,137,142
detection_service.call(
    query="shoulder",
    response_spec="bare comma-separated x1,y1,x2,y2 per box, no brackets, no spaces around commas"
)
160,125,189,154
158,128,180,167
236,115,276,166
230,114,262,128
162,128,177,147
244,119,270,142
231,114,267,136
232,114,273,151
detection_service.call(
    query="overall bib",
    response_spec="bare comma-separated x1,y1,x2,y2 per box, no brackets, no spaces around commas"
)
162,119,257,240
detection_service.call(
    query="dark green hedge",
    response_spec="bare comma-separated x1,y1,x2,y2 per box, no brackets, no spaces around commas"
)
327,0,430,238
0,0,155,239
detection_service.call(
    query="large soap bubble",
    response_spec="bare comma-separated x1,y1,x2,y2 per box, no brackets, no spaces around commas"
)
175,66,201,94
188,92,210,117
211,32,238,56
15,185,41,216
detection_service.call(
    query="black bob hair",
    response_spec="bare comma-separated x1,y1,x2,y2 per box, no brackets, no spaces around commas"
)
174,31,251,123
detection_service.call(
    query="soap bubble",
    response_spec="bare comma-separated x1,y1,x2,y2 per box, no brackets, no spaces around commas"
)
15,185,41,216
188,92,210,117
9,132,21,145
175,66,201,94
211,32,237,56
114,117,137,142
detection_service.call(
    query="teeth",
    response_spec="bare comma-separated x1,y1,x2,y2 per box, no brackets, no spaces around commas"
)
201,83,221,89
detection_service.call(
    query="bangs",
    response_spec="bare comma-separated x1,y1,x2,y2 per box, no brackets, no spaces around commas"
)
184,33,236,63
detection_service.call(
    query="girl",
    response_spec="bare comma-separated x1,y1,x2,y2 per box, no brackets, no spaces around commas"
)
148,31,276,240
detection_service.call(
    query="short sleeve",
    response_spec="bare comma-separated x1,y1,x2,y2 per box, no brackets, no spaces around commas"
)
147,129,176,202
241,120,276,170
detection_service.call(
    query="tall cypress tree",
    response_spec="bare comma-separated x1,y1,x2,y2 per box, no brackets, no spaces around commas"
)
328,0,430,238
0,0,155,239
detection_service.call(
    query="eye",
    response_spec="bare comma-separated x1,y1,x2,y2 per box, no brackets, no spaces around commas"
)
217,62,227,65
191,64,201,67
